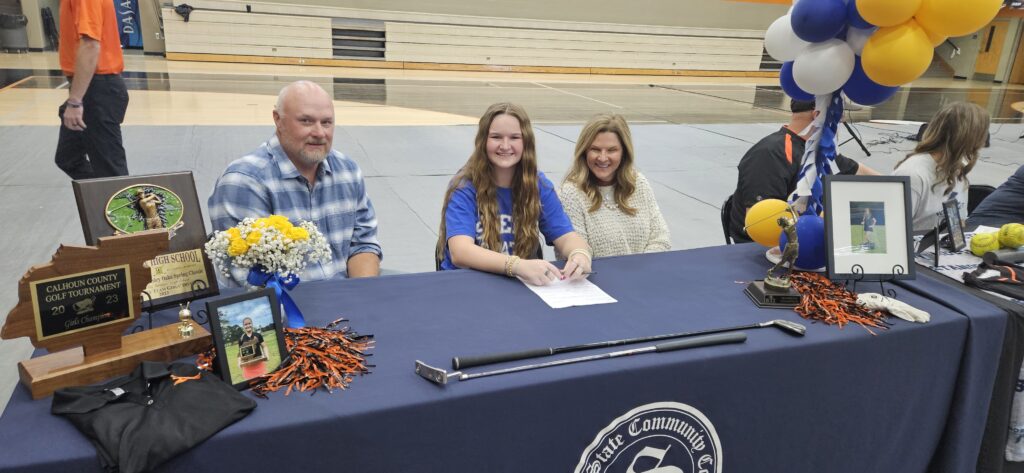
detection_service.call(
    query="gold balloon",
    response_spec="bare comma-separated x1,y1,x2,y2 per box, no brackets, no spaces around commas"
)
744,199,792,248
915,0,1002,37
924,28,946,47
855,0,921,27
862,19,934,87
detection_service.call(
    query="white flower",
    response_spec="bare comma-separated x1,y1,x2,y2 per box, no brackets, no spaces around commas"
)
204,215,332,280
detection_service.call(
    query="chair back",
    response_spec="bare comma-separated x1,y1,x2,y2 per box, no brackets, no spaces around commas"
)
967,184,996,215
721,195,734,245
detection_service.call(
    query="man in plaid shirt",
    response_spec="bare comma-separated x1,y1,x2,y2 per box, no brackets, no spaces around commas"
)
209,81,382,283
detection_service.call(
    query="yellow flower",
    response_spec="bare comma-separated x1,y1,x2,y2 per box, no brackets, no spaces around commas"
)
226,227,241,240
286,226,309,241
268,215,290,226
271,220,292,233
253,218,268,228
267,215,293,234
227,238,249,256
246,230,262,244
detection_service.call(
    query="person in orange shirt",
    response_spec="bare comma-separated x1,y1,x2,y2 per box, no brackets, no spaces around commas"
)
55,0,129,179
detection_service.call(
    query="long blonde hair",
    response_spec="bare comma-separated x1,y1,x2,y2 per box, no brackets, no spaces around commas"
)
563,114,638,215
896,102,989,195
436,103,541,263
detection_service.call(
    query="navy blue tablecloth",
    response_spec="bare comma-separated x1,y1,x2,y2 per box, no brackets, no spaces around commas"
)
0,244,1007,472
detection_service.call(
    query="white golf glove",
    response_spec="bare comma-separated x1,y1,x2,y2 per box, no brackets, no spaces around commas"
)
857,293,930,323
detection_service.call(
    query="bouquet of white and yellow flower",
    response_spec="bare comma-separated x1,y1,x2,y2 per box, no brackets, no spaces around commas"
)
205,215,330,328
205,215,331,279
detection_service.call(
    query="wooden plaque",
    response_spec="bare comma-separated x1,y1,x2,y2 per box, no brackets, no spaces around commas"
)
72,171,219,310
2,231,212,398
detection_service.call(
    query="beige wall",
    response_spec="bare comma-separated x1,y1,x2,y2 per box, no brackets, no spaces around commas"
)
995,19,1022,82
269,0,787,30
18,0,59,50
20,0,43,49
140,0,165,54
939,19,1023,82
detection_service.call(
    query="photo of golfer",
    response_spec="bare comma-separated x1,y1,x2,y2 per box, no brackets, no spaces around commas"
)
238,317,269,378
216,296,283,385
850,202,887,254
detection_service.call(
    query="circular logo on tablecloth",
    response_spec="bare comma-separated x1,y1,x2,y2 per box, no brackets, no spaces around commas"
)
574,402,722,473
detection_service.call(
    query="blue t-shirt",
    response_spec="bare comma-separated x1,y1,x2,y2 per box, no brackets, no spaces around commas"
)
439,172,574,270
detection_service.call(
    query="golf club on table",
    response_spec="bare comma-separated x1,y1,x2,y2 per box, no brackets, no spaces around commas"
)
451,319,805,370
416,332,748,386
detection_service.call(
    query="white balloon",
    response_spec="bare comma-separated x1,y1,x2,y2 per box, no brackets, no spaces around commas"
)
764,15,810,62
793,39,856,95
845,26,875,55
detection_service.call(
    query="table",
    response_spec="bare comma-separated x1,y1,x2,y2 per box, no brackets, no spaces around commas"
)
902,266,1024,473
0,245,1008,472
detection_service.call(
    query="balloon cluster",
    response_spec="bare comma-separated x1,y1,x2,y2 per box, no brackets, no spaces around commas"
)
765,0,1002,106
745,199,827,270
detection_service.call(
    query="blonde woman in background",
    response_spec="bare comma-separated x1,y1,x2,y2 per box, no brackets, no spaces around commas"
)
559,114,671,258
893,102,989,231
436,103,593,285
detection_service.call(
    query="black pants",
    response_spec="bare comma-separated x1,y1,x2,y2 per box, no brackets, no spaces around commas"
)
54,74,129,179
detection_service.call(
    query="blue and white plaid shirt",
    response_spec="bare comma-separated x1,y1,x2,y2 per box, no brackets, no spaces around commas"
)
208,135,382,284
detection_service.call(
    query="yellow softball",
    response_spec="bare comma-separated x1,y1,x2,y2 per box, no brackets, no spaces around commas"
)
998,223,1024,249
970,232,1001,257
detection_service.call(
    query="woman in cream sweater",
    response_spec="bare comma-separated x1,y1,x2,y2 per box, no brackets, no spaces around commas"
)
559,114,671,258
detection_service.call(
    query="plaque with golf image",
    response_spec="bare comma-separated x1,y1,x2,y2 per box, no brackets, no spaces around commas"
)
73,171,219,310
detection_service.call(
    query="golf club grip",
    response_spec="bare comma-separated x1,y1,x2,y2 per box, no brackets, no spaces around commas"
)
453,348,554,370
655,332,747,353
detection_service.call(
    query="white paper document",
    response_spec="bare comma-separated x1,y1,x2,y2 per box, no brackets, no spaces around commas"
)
522,277,617,309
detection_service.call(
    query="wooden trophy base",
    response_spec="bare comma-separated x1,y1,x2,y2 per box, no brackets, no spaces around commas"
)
18,324,212,399
745,280,803,309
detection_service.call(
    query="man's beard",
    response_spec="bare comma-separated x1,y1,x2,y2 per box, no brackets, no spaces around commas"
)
298,141,329,165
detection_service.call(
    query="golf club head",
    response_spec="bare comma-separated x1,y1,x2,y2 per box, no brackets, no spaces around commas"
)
772,319,807,336
415,360,456,385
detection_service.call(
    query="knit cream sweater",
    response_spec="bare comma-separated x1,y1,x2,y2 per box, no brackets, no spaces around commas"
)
558,172,671,258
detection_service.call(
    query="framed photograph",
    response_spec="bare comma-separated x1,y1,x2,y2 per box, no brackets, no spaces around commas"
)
206,288,288,390
824,175,916,281
72,171,218,309
943,198,966,252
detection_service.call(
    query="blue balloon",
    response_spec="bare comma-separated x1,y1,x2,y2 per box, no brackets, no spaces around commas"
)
842,57,899,106
791,0,848,43
779,215,827,270
780,62,815,101
847,0,874,29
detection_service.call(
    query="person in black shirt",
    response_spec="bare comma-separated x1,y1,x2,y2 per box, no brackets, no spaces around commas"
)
237,317,268,379
728,100,879,242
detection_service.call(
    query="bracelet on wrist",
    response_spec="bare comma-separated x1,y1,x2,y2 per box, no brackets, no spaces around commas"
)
505,255,521,278
65,99,83,108
567,248,592,263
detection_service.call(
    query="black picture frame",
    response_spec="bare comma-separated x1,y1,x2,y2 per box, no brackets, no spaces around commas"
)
943,198,966,252
824,175,916,281
206,288,288,390
72,171,219,310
